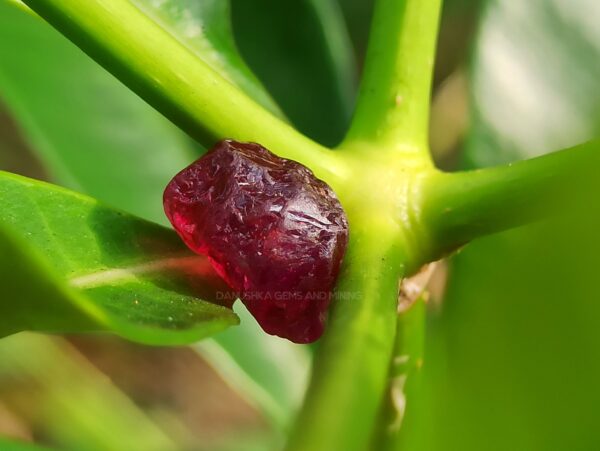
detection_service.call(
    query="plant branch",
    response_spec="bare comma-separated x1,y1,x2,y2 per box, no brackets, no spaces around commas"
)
376,267,432,450
421,141,600,256
341,0,442,157
285,228,406,451
382,298,426,451
21,0,347,182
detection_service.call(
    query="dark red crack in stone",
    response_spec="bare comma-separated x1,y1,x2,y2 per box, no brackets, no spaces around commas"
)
163,140,349,343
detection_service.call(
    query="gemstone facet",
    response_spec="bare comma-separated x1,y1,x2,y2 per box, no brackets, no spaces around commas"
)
163,140,349,343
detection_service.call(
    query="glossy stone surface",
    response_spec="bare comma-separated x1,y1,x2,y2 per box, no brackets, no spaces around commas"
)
163,140,349,343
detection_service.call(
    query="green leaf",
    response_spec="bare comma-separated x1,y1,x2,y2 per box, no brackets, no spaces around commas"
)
0,171,237,344
0,1,196,223
0,0,309,428
465,0,600,168
409,1,600,450
336,0,374,60
4,0,29,13
231,0,356,146
131,0,282,116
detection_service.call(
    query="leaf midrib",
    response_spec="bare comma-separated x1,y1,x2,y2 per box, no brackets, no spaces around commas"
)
69,253,208,289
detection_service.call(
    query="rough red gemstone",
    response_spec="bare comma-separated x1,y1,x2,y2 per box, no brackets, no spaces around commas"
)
163,140,349,343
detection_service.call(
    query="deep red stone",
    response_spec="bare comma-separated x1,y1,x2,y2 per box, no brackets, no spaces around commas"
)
163,140,349,343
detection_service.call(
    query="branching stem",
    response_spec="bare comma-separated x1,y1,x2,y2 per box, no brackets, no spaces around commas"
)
21,0,346,183
17,3,596,451
341,0,442,159
285,227,406,451
421,141,600,256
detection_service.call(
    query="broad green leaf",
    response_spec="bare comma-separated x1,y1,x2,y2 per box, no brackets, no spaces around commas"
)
231,0,356,146
418,212,600,451
0,171,237,344
0,1,196,223
408,1,600,450
0,0,309,428
131,0,282,116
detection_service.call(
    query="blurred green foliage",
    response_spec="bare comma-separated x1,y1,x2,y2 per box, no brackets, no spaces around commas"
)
231,0,356,146
0,1,319,448
1,0,599,449
0,334,177,451
0,1,196,223
408,1,600,450
0,438,54,450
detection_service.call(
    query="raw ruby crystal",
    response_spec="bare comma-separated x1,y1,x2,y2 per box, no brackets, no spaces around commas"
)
163,140,349,343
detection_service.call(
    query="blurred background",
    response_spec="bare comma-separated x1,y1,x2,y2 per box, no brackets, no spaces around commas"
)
1,0,599,450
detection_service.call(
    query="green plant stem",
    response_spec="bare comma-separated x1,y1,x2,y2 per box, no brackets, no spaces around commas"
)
341,0,442,157
378,297,426,451
285,228,406,451
21,0,346,183
421,141,600,256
